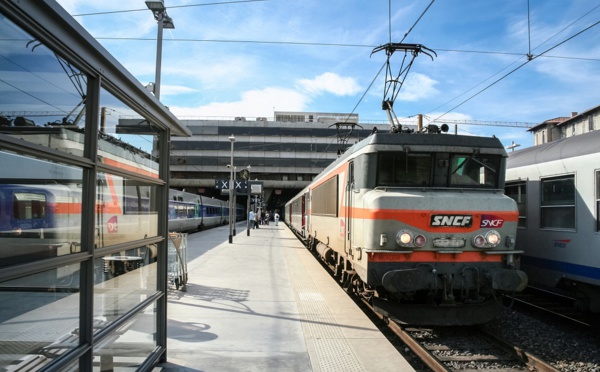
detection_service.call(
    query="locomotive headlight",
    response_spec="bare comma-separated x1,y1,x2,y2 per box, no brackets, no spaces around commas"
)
396,230,413,246
12,226,22,237
414,234,427,247
472,235,486,248
486,230,501,247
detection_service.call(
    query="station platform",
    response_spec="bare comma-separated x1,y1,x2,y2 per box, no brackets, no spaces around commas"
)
155,222,414,372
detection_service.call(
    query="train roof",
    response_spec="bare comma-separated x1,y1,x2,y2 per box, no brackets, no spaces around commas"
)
507,130,600,168
364,132,505,148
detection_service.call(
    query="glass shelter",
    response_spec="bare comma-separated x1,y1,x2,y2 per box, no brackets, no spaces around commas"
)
0,1,189,370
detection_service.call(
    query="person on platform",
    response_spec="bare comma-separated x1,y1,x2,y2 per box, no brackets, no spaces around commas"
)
274,212,280,226
254,210,260,229
249,210,255,229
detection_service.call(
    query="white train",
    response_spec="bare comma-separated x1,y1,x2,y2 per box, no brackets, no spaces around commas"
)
506,129,600,313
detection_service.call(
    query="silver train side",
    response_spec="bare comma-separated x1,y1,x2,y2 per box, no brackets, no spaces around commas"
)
168,189,245,233
286,131,528,326
506,130,600,313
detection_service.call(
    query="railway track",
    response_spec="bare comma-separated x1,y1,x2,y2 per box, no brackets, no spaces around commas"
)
360,299,560,372
510,286,595,328
291,228,574,371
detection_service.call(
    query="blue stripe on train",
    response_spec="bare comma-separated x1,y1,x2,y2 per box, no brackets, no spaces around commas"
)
522,255,600,280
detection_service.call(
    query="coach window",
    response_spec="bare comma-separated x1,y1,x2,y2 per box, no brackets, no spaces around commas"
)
540,175,575,229
0,16,86,156
505,182,527,228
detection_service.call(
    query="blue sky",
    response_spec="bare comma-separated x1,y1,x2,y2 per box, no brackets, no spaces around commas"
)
56,0,600,149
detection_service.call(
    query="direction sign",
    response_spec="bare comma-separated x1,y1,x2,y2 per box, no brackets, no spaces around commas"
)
215,179,248,193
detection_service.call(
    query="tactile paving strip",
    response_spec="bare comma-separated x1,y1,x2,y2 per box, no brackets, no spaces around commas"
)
286,251,365,372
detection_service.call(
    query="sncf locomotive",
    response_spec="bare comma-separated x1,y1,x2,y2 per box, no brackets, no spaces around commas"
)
286,129,528,325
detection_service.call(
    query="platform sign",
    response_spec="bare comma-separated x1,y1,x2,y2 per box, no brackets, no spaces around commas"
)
216,179,263,195
249,181,263,195
215,179,248,193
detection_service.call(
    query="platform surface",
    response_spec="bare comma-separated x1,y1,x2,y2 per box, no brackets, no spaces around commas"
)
156,222,414,372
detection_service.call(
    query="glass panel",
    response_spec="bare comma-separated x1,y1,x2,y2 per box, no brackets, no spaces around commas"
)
541,206,575,229
0,263,80,369
505,182,527,228
99,89,159,179
449,154,500,188
92,302,157,371
0,150,83,268
93,254,157,329
541,177,574,205
0,16,87,156
377,152,432,187
95,172,159,248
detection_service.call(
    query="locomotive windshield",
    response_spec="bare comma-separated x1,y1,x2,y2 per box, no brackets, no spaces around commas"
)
376,151,501,189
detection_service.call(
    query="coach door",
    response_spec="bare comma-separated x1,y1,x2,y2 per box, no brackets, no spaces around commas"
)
345,161,354,254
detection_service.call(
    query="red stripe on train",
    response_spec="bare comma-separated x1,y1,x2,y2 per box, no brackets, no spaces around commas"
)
368,251,504,263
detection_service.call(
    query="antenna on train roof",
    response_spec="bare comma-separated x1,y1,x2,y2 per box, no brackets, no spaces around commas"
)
371,43,436,133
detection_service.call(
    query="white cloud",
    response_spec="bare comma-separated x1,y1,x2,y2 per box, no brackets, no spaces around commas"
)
297,72,361,96
396,73,439,102
159,85,199,96
169,87,308,118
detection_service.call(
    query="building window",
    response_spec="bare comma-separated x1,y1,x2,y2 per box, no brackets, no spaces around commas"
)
505,182,527,228
589,116,594,132
540,175,575,229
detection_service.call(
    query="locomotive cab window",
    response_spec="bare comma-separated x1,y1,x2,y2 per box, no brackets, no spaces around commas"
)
377,152,432,187
449,154,500,188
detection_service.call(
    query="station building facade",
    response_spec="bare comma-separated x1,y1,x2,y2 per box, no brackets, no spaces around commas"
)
528,104,600,146
0,1,188,370
168,112,379,212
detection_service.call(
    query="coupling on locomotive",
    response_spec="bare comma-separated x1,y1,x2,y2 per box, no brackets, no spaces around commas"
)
286,129,528,325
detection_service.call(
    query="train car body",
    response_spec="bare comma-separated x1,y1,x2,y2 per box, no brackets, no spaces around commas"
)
506,130,600,313
0,181,239,269
168,189,233,232
286,131,527,325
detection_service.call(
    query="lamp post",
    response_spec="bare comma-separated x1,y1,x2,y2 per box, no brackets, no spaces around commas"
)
228,135,235,244
145,0,174,100
244,165,251,236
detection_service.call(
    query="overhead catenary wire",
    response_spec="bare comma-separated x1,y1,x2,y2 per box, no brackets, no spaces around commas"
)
431,17,600,123
428,3,600,121
70,0,269,17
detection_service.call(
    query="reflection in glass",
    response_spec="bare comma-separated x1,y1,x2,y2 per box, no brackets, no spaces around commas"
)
449,154,500,188
0,151,83,268
0,16,87,156
99,89,159,178
94,256,157,330
0,263,80,369
95,172,159,248
93,302,157,370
